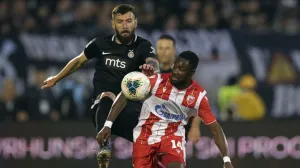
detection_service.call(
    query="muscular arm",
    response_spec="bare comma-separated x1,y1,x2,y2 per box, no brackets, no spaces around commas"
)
54,52,88,83
145,57,160,74
106,92,128,122
207,122,229,157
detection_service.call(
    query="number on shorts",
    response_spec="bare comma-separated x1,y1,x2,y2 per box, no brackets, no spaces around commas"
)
171,140,182,150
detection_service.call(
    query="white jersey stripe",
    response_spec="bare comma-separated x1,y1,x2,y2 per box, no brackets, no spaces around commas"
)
176,91,186,106
147,120,168,145
168,87,177,102
151,74,162,94
133,104,151,142
195,90,206,109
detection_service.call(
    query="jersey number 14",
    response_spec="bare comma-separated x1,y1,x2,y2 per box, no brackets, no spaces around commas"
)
171,140,183,150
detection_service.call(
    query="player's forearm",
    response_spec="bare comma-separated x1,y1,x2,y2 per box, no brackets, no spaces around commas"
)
107,92,128,122
55,54,86,82
146,57,160,74
209,122,229,157
191,116,201,128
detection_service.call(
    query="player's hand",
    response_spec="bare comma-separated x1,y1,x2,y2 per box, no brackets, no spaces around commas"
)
41,76,57,89
96,127,111,145
139,64,154,76
223,162,234,168
187,127,200,144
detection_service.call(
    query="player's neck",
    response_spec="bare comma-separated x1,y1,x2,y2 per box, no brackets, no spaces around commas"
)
160,63,173,71
115,36,134,45
173,80,192,90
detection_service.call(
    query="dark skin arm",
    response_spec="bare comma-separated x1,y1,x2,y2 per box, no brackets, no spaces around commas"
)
96,62,155,145
96,92,127,145
207,122,233,168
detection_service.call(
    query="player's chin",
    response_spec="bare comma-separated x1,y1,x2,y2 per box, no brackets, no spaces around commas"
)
121,32,131,37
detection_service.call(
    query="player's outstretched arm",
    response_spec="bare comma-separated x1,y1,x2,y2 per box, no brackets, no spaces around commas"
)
96,92,127,145
207,122,234,168
41,52,88,89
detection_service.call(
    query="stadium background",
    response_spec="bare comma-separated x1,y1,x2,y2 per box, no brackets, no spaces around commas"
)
0,0,300,168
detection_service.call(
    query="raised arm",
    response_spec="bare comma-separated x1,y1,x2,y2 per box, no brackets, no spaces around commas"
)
41,38,101,89
41,52,88,89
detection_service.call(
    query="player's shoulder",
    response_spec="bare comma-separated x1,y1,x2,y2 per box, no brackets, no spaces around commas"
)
135,35,152,46
90,34,114,44
148,73,170,81
192,80,206,93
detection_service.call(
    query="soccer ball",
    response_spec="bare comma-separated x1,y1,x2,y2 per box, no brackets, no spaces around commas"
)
121,71,151,101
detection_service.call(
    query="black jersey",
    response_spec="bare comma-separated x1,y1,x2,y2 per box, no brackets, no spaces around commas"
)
84,34,156,97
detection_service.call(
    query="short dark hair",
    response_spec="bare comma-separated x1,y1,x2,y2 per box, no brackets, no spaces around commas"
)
112,4,136,19
178,51,199,71
158,34,176,46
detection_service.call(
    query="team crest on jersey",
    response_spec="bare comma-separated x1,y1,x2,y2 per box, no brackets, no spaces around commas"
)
128,50,134,58
187,95,195,105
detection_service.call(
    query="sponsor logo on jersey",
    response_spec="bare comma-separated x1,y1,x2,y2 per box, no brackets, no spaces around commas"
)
128,50,134,58
155,104,185,121
104,56,127,69
102,51,111,55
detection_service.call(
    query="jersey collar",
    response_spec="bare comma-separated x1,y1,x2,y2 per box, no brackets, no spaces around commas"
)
111,34,138,43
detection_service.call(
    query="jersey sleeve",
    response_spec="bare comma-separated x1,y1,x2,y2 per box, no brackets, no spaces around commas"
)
84,38,103,59
197,95,216,125
137,40,156,60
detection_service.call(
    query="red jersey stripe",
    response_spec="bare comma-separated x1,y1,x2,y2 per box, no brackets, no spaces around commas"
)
135,113,160,144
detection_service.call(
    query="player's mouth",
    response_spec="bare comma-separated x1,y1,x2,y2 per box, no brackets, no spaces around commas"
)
172,75,178,81
121,31,130,36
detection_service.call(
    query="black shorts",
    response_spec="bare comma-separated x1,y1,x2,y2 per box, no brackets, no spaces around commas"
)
91,96,141,142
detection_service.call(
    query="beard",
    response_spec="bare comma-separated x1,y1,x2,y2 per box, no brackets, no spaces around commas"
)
115,30,135,44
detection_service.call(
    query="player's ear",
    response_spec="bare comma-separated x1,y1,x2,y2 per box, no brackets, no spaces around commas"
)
111,19,115,30
134,19,137,28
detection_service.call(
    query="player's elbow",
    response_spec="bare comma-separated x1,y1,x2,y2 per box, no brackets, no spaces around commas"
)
208,122,223,137
76,52,88,65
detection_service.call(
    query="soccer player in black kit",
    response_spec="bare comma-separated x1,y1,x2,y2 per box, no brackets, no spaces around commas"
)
41,4,159,168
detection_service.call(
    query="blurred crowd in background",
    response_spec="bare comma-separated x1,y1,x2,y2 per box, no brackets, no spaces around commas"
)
0,0,298,122
1,0,300,36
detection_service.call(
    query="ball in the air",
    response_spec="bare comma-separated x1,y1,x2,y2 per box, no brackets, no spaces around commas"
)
121,71,151,101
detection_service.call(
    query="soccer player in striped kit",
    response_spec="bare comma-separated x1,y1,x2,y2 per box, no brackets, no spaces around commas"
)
98,51,234,168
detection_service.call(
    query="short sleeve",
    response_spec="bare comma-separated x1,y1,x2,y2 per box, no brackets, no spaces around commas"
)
137,40,156,61
84,38,103,59
198,96,216,125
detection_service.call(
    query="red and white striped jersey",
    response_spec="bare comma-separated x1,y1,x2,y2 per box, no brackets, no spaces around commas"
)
133,73,216,145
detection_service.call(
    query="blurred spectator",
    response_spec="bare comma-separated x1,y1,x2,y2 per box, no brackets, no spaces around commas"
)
1,0,299,34
218,75,241,121
0,78,26,122
20,68,60,121
229,74,266,121
58,78,88,120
